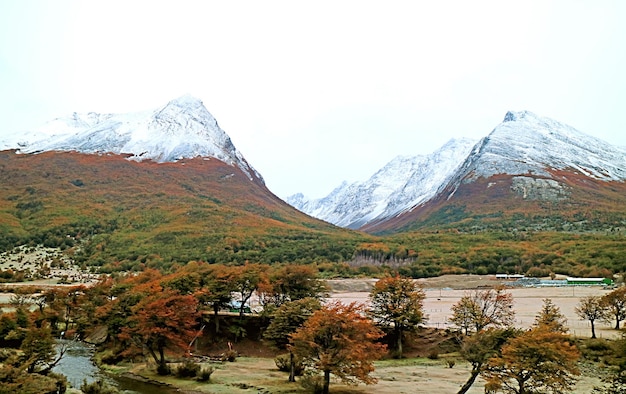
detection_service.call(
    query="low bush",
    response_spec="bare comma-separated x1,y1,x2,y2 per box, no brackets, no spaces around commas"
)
156,363,172,376
175,360,200,378
221,349,238,362
196,366,215,382
274,353,304,376
299,372,324,394
81,379,120,394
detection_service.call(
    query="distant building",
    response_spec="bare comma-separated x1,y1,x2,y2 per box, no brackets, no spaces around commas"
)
565,277,613,286
496,274,525,279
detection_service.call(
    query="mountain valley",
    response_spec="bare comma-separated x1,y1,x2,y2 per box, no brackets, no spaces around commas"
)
0,99,625,278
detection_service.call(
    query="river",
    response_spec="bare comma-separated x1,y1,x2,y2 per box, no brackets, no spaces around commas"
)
52,339,177,394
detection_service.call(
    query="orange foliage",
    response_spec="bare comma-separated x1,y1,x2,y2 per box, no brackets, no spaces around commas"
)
290,301,386,394
484,326,580,393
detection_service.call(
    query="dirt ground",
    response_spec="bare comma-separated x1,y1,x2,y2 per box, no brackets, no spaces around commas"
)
326,274,616,339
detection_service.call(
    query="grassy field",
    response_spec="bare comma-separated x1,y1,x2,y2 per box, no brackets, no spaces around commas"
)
104,355,604,394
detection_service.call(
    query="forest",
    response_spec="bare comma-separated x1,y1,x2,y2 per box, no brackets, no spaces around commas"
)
2,265,626,393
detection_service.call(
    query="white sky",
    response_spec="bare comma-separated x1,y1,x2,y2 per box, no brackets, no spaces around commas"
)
1,1,625,199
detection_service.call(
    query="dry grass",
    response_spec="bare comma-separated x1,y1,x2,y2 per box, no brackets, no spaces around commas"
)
119,355,603,394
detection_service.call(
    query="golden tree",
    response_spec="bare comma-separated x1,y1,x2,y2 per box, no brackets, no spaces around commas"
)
290,301,387,394
369,275,426,357
534,298,568,333
264,297,321,382
484,326,580,394
457,328,518,394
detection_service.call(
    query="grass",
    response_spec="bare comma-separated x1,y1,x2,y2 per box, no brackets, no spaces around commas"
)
107,358,307,394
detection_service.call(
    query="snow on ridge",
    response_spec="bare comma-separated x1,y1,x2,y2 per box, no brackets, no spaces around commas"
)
1,95,262,182
288,137,477,229
469,110,626,182
289,110,626,229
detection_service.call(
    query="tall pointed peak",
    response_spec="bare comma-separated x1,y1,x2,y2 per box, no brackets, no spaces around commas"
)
502,110,537,123
165,94,204,108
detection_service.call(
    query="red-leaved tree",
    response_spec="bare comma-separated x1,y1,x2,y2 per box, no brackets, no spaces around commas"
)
120,287,200,374
290,301,387,394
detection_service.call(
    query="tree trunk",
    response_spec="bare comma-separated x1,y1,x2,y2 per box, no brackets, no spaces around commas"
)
288,351,296,382
213,305,220,333
323,369,330,394
518,376,527,394
147,345,160,366
158,344,166,369
616,314,620,330
396,326,403,357
590,319,596,339
457,368,480,394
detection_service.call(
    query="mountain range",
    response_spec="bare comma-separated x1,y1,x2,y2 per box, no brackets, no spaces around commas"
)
288,110,626,233
2,96,625,240
2,96,626,276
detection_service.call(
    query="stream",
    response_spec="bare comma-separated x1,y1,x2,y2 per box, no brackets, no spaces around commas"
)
52,339,177,394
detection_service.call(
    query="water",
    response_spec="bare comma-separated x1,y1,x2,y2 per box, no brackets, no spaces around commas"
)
52,339,177,394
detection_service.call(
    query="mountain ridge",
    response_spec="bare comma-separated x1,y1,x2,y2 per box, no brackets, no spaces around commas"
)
289,110,626,233
0,95,262,182
287,138,477,229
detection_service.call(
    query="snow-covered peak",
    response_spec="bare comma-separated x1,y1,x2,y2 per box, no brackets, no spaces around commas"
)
288,137,477,228
1,95,262,181
465,110,626,182
289,110,626,230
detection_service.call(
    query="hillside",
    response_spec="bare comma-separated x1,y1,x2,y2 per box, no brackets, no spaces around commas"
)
0,150,367,271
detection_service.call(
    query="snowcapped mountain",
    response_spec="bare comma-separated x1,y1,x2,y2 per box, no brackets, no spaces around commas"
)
0,95,262,181
456,110,626,183
287,138,478,229
290,110,626,232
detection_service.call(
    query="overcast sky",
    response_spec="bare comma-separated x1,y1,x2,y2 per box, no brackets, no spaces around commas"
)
1,1,625,199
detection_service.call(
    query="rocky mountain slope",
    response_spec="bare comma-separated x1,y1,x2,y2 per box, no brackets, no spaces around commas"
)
290,111,626,233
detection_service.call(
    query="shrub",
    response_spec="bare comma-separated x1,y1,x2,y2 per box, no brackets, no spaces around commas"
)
274,353,304,376
427,349,439,360
0,348,16,362
156,363,172,376
97,349,124,365
526,266,551,278
175,360,200,378
80,379,120,394
446,359,456,368
580,338,613,362
196,366,215,382
299,372,325,394
221,349,238,362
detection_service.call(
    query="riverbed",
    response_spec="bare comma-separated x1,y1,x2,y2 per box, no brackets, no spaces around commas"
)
52,339,176,394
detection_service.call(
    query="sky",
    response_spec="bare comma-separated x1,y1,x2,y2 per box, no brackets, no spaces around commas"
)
0,1,625,199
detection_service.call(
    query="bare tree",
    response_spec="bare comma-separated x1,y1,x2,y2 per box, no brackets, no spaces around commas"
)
602,287,626,330
575,295,607,338
450,288,515,334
